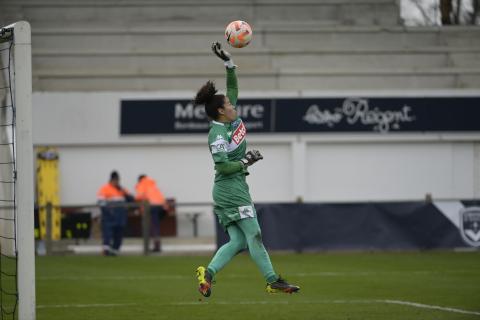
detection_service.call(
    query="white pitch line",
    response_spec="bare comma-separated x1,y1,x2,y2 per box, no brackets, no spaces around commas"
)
35,299,480,316
37,303,136,309
382,299,480,317
37,275,188,281
171,299,480,316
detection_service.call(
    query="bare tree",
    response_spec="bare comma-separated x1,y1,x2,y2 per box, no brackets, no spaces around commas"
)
410,0,439,25
471,0,479,23
441,0,453,24
454,0,463,23
408,0,479,25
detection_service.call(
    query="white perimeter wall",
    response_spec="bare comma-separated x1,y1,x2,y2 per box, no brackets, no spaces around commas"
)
32,91,480,236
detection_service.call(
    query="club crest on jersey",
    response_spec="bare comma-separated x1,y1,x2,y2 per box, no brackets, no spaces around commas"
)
231,121,246,145
459,207,480,247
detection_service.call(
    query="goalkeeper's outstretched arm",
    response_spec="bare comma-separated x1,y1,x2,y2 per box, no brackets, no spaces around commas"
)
212,42,238,106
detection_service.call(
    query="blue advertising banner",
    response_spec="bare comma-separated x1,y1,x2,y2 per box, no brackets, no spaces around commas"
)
275,97,480,133
120,96,480,134
215,201,472,251
121,99,272,134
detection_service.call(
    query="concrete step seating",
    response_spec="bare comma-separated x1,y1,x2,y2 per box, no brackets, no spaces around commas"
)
1,0,399,28
33,45,480,70
33,48,480,83
33,65,480,91
2,0,480,90
31,26,480,53
29,25,480,90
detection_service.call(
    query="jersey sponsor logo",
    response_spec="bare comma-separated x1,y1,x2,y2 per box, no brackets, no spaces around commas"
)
231,121,246,146
210,139,228,154
239,205,255,219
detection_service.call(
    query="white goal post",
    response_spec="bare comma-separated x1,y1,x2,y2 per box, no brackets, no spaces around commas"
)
1,21,35,320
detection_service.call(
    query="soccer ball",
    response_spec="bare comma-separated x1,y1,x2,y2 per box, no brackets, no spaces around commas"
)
225,20,252,48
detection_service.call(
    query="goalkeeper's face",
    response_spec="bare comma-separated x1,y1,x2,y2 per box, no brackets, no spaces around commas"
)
220,96,237,122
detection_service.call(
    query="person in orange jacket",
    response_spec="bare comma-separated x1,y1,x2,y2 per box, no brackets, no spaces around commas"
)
135,174,167,252
97,171,132,256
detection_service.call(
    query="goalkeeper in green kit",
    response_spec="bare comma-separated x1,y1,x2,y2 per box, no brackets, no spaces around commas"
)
194,42,300,297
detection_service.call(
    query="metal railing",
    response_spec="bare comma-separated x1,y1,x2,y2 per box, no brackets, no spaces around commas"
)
36,201,213,256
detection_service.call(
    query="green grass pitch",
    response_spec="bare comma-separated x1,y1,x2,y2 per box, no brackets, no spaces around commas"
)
36,251,480,320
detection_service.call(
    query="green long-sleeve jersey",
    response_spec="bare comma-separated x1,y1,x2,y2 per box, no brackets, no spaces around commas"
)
208,68,248,182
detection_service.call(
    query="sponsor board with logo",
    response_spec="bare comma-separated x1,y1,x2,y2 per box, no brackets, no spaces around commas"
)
460,207,480,247
216,201,476,251
121,99,271,134
121,97,480,134
434,201,480,248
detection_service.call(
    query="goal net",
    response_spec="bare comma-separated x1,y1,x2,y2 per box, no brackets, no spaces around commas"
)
0,22,35,320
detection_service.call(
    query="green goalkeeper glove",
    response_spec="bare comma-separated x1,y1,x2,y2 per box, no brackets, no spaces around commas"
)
240,150,263,167
212,41,236,69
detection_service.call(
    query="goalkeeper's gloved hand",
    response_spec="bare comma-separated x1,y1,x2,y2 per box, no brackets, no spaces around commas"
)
212,41,236,69
240,150,263,167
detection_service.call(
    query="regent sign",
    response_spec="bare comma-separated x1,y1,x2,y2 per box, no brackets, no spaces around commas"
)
302,98,416,133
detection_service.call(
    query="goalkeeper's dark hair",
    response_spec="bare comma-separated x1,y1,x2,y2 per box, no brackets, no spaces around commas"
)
194,80,225,120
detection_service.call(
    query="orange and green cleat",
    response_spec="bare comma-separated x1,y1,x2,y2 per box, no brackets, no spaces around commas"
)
266,276,300,294
196,266,212,297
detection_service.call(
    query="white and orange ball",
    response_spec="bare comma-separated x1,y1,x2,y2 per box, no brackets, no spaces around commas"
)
225,20,252,48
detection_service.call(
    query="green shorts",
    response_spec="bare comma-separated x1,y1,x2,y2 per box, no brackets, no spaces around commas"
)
212,174,256,230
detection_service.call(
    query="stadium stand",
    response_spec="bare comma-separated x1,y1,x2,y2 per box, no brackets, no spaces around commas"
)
0,0,479,91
